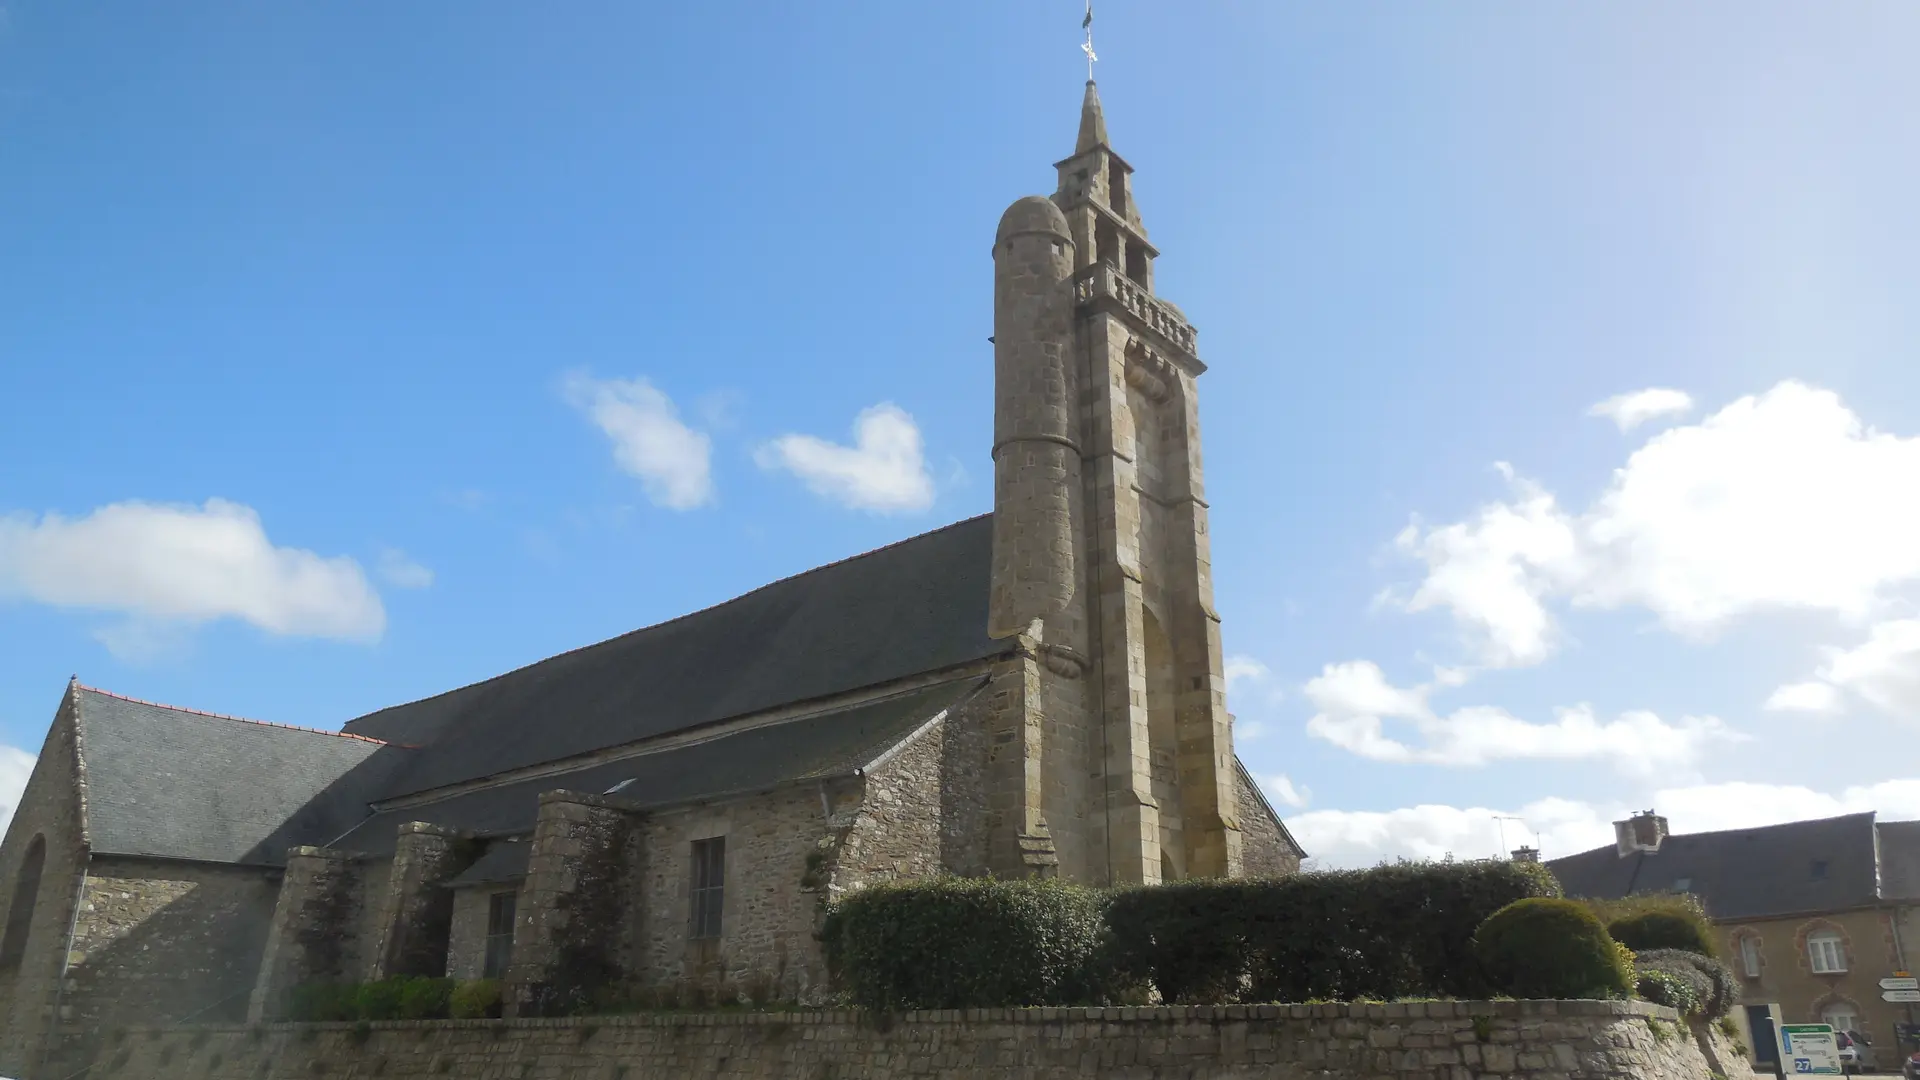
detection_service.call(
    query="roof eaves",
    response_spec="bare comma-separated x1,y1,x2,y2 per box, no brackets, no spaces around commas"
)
66,676,93,853
1233,755,1306,860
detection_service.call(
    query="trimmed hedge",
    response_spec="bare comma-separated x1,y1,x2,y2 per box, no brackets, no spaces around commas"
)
1474,898,1634,1000
1104,859,1561,1004
286,977,464,1022
1637,948,1738,1018
823,859,1561,1009
1585,893,1718,958
820,877,1112,1012
1608,911,1716,957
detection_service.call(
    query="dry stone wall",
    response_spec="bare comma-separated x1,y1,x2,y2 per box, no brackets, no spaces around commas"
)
84,1000,1739,1080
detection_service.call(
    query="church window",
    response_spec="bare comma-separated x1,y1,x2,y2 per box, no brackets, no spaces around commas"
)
0,834,46,971
1738,934,1762,978
690,836,726,940
1107,157,1127,215
1807,930,1846,974
483,891,516,979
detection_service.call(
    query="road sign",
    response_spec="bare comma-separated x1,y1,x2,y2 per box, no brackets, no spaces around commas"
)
1882,976,1920,991
1884,989,1920,1003
1781,1025,1843,1076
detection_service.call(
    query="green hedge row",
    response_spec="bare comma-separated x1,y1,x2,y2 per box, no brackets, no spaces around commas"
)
822,860,1561,1009
287,977,501,1022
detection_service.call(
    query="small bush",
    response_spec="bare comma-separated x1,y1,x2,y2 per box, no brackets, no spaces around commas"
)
1474,898,1633,999
1635,969,1702,1014
1586,893,1717,956
1638,949,1739,1018
397,977,456,1021
354,979,409,1021
1609,910,1716,957
288,982,359,1022
821,877,1113,1012
450,979,503,1020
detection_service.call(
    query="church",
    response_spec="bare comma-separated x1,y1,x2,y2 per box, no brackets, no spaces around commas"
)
0,81,1302,1074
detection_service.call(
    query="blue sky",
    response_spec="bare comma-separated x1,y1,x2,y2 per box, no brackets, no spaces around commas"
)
3,3,1918,867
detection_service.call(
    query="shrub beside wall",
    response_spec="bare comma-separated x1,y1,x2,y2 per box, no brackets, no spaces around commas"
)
1634,949,1738,1018
287,978,473,1022
1473,898,1634,1000
820,878,1110,1012
822,860,1561,1010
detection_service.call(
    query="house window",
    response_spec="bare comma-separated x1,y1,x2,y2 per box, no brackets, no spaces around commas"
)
690,836,726,940
0,835,46,971
1807,930,1847,974
1821,1003,1859,1035
1811,859,1830,881
1738,935,1763,978
482,891,516,979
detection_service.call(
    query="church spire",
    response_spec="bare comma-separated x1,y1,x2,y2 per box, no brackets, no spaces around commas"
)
1075,80,1108,154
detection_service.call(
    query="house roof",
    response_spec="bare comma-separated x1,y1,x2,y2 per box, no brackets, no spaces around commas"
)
331,676,985,857
344,514,1008,799
445,839,530,889
1547,812,1882,921
71,686,411,866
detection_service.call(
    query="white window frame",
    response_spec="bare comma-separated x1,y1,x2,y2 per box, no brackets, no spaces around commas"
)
1738,935,1762,978
1807,931,1847,974
1821,1004,1858,1034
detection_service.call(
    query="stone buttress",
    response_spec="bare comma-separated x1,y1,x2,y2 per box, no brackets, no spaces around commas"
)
986,81,1241,885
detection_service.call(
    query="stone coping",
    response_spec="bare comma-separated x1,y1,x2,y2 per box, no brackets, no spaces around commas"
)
104,999,1678,1034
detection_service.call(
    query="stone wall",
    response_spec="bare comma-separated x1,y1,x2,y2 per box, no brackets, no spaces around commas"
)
61,856,279,1031
0,688,87,1078
1235,762,1302,879
83,1000,1737,1080
1722,905,1914,1060
247,847,368,1021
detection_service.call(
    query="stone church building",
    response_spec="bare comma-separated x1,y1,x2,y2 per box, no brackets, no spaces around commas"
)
0,82,1301,1074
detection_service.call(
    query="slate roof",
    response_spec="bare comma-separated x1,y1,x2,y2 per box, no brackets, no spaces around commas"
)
72,686,412,866
1547,813,1883,921
445,839,530,888
344,515,1007,799
331,677,985,858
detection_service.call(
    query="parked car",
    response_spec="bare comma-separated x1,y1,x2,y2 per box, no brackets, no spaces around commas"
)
1902,1049,1920,1079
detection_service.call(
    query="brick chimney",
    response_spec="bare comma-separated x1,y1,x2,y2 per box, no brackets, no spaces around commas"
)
1613,810,1669,857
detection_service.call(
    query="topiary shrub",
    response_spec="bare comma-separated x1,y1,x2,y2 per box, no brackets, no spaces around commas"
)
1637,948,1739,1018
1608,910,1716,957
398,977,456,1020
1474,898,1634,999
1636,968,1704,1015
449,979,503,1020
821,877,1113,1012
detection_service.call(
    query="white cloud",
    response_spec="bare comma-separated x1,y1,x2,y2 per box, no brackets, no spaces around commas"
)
1587,388,1695,431
564,373,714,510
1763,680,1844,714
1224,655,1271,691
0,745,34,836
0,500,385,646
1263,773,1311,809
1302,659,1741,776
756,403,935,513
1398,382,1920,666
377,549,434,590
1769,617,1920,718
1287,779,1920,868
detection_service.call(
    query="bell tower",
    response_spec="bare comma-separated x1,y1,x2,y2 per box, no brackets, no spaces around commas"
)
988,81,1241,885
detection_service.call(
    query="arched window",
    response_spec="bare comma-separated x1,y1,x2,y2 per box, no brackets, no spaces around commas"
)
0,835,46,970
1821,1002,1859,1035
1807,929,1847,974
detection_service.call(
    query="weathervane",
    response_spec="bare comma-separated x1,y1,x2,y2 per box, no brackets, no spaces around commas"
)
1081,1,1097,80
